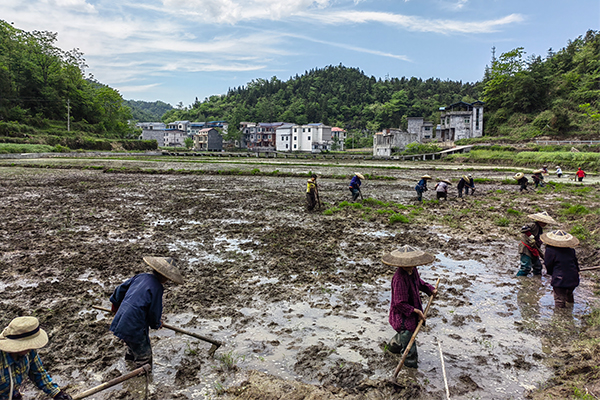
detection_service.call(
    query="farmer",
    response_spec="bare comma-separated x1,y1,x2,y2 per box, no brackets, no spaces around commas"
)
541,165,548,174
382,245,437,368
415,175,432,202
457,175,474,197
349,172,364,202
0,317,72,400
516,211,557,277
434,179,451,200
514,172,529,192
109,256,184,367
306,174,318,211
555,166,563,178
542,230,580,308
531,170,545,188
576,167,586,182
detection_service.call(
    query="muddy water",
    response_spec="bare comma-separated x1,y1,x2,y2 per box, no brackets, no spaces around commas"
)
0,164,597,400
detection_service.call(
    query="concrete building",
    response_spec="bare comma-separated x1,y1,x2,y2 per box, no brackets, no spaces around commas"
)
438,101,484,141
407,117,435,142
331,127,346,150
138,122,167,146
289,123,333,153
193,128,223,151
275,123,294,151
167,121,190,133
241,122,287,151
373,128,418,157
163,129,187,147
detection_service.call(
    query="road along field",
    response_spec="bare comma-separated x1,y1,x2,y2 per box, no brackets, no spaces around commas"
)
0,156,599,400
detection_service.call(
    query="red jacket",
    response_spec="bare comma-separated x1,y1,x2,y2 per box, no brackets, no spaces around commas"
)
576,169,586,178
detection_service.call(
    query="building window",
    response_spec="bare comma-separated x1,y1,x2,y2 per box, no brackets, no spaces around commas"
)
308,136,311,141
308,128,311,132
465,118,470,124
285,144,288,149
302,128,305,132
476,109,480,129
294,128,297,132
294,136,297,141
294,144,297,149
424,126,431,131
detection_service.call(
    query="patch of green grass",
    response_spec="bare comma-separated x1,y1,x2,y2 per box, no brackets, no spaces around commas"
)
376,209,396,214
572,386,596,400
501,178,514,184
586,309,600,327
217,349,243,371
506,208,522,216
495,217,510,227
473,177,494,184
563,205,590,215
389,213,410,224
570,224,589,241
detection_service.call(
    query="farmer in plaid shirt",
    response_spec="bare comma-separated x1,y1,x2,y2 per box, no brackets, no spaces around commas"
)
382,245,437,368
0,317,71,400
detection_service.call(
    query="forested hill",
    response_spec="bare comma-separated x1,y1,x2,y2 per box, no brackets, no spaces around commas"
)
125,100,173,122
163,65,480,132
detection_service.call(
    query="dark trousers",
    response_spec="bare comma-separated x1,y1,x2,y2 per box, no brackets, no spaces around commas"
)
388,330,418,368
350,188,360,201
553,287,575,308
306,192,316,210
125,334,153,367
436,192,447,200
578,177,584,182
517,254,542,276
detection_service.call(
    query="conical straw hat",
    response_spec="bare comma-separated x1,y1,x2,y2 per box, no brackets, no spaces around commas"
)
143,256,184,284
514,172,524,180
527,211,557,225
441,179,452,185
533,169,544,174
540,230,579,247
0,317,49,352
382,245,435,267
461,175,469,182
421,175,432,180
355,173,365,180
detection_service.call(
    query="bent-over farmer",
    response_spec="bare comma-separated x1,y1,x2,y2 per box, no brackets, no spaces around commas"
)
434,179,451,200
306,174,319,211
349,172,364,202
415,175,432,202
515,172,528,192
109,256,184,368
457,175,474,197
516,211,556,277
382,245,437,368
542,230,580,308
0,317,72,400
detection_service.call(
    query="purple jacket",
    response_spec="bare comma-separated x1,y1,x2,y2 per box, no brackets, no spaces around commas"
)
544,245,579,288
389,267,435,332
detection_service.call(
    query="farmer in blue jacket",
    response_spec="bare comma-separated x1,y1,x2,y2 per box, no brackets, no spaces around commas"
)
109,256,184,367
415,175,432,202
349,172,364,202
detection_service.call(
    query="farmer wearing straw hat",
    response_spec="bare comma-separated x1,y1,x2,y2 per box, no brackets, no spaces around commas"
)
514,172,529,192
434,179,451,200
382,245,437,368
415,175,432,202
531,169,545,188
457,175,474,198
516,212,557,277
0,317,72,400
542,230,580,308
555,166,563,178
109,256,184,367
349,173,364,202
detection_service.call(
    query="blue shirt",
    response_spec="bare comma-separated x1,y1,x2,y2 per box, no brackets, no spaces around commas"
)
0,350,60,399
415,178,428,192
349,175,361,190
110,273,164,344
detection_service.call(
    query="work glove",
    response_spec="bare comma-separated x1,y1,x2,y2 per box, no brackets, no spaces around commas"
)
54,390,73,400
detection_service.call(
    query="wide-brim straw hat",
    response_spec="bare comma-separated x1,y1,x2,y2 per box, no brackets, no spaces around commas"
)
382,245,435,267
355,173,365,180
527,211,557,225
514,172,524,180
540,230,579,247
421,175,432,180
533,169,544,174
441,179,452,185
143,256,184,284
461,175,469,182
0,317,48,352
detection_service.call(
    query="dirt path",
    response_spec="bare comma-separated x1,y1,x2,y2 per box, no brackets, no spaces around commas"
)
0,159,598,399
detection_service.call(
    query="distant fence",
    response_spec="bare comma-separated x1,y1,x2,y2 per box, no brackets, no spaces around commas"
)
535,140,600,145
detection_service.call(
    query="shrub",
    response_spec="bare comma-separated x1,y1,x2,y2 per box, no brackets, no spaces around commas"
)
389,213,409,224
570,225,588,241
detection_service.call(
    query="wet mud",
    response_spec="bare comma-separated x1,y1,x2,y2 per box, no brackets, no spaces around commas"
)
0,159,599,399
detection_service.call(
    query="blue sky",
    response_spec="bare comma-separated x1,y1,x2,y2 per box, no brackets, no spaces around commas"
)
2,0,598,106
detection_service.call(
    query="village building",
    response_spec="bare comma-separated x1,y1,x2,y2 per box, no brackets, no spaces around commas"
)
193,128,223,151
275,123,295,151
279,123,332,153
372,101,484,156
240,122,286,151
331,127,347,150
163,129,187,147
138,122,167,146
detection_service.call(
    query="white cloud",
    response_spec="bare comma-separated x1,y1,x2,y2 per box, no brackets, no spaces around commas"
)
41,0,96,13
159,0,332,23
300,10,524,34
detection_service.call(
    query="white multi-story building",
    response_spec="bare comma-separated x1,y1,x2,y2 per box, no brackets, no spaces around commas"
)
275,124,294,151
439,101,484,141
285,123,332,153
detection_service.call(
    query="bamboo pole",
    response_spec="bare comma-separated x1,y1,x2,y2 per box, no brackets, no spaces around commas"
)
438,340,450,400
393,277,441,379
72,364,150,400
580,266,600,272
92,305,221,356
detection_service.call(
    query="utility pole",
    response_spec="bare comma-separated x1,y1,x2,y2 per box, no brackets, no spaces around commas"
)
67,98,70,131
